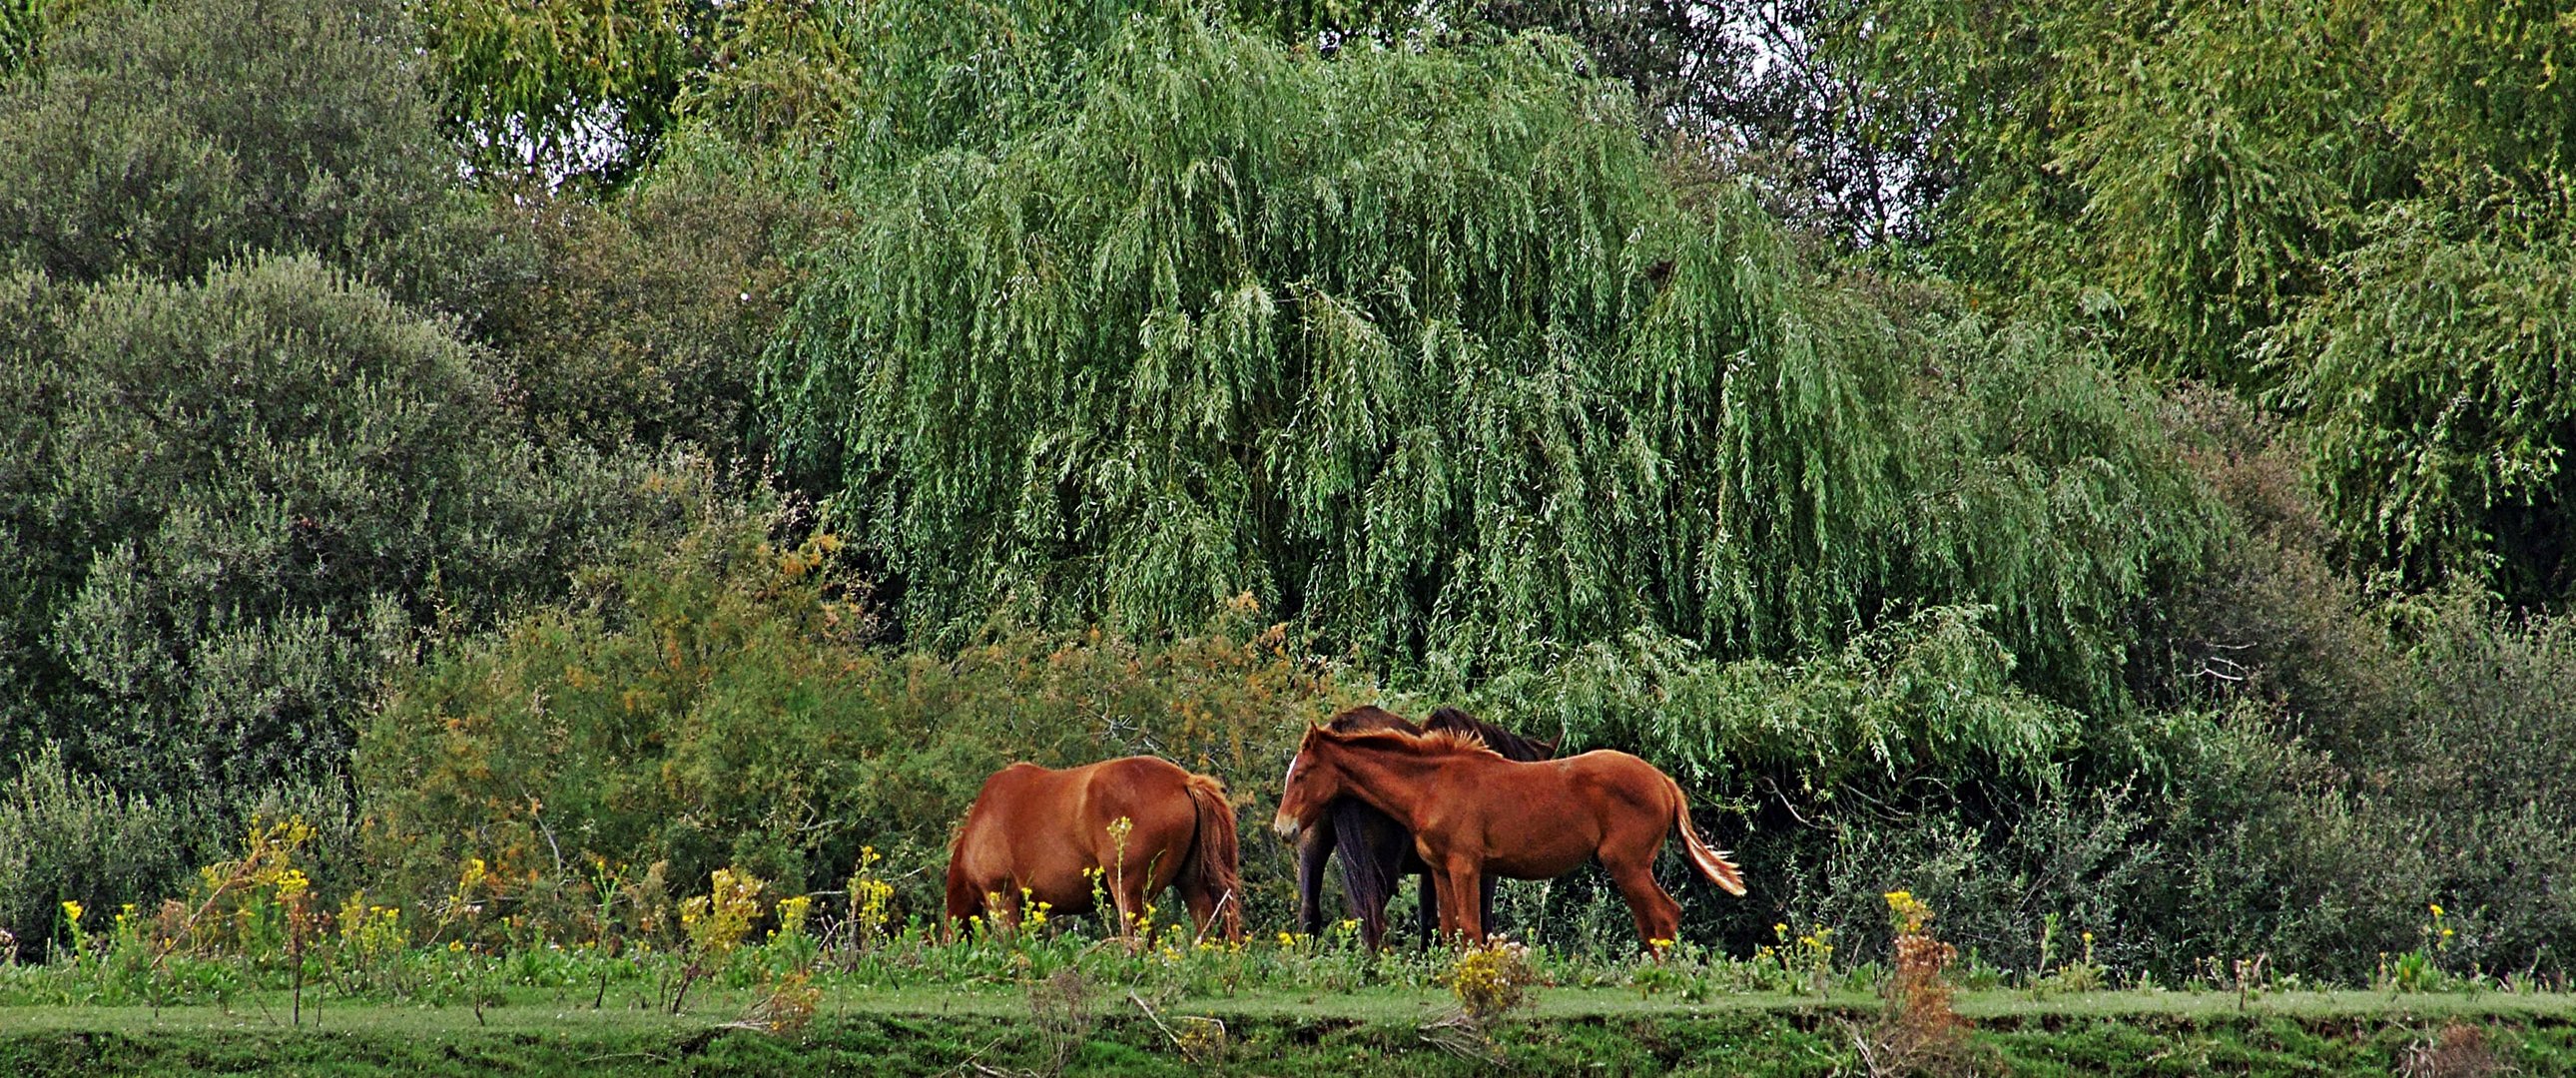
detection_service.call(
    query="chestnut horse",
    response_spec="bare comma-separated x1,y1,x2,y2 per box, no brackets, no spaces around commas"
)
1293,706,1556,949
1272,725,1745,947
946,757,1243,941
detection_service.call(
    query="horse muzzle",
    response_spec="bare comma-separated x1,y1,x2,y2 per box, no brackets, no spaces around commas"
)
1270,809,1299,838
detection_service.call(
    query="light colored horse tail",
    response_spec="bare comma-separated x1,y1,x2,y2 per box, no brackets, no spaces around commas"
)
1180,772,1245,940
1665,773,1747,896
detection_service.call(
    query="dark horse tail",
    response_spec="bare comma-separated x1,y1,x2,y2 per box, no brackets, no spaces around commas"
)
1180,773,1245,940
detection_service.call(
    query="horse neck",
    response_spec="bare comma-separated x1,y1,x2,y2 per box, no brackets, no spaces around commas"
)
1319,740,1460,830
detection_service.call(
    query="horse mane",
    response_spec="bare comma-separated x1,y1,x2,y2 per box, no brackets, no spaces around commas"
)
1324,705,1421,736
1315,724,1510,762
1317,706,1552,763
1424,706,1556,763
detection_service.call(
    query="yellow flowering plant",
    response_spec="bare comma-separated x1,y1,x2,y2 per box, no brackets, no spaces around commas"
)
2388,901,2459,992
847,845,897,952
59,900,91,968
1440,940,1538,1024
156,814,319,960
671,865,769,1014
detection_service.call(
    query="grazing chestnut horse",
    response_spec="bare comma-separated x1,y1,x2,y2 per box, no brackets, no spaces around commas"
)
1272,725,1745,947
946,757,1243,941
1293,706,1556,950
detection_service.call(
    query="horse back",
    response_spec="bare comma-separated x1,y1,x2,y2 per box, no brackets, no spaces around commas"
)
1558,749,1682,812
967,757,1186,836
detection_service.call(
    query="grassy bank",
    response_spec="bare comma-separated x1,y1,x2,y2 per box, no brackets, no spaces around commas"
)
6,986,2573,1076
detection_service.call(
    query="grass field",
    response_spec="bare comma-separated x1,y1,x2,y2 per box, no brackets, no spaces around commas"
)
6,982,2573,1075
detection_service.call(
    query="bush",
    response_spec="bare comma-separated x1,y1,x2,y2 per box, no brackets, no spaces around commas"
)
0,747,194,962
0,255,702,796
459,144,838,461
357,500,1359,930
0,0,459,291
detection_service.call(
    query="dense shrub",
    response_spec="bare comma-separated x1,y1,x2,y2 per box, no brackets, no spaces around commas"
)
459,145,838,462
0,0,461,292
0,255,700,794
0,747,194,961
357,502,1359,928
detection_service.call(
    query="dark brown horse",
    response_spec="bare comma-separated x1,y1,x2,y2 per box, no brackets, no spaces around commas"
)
946,756,1243,941
1291,706,1555,949
1272,725,1745,948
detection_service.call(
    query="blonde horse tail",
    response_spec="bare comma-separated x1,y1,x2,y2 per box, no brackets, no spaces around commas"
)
1181,773,1245,940
1665,773,1747,896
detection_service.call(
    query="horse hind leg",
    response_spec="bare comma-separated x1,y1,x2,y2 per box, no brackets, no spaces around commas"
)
1179,870,1234,941
1108,851,1161,941
1179,883,1215,940
1608,859,1682,953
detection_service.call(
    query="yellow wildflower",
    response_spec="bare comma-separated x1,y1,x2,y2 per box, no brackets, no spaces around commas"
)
59,899,82,924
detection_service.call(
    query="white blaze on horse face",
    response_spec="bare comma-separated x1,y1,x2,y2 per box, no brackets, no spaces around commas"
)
1273,753,1307,837
1277,756,1318,838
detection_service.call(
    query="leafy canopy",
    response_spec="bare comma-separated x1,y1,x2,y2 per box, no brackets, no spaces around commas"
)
1852,0,2576,601
766,11,2213,708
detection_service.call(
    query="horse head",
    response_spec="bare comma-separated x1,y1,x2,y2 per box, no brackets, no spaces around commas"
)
1273,724,1355,838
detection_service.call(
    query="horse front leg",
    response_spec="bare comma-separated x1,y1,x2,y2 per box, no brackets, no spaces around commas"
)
1414,870,1439,950
1296,821,1336,937
1440,858,1487,944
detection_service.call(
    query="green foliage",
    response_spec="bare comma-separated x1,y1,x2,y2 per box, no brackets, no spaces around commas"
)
2270,192,2576,598
0,0,457,289
460,148,839,460
2380,593,2576,973
0,747,195,962
678,0,1431,175
689,0,1141,178
767,11,2215,701
357,501,1355,922
1849,0,2576,602
1450,608,2080,822
417,0,715,187
0,0,98,84
0,255,700,795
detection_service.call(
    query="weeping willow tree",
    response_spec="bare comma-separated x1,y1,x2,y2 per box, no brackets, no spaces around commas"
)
766,9,2214,705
